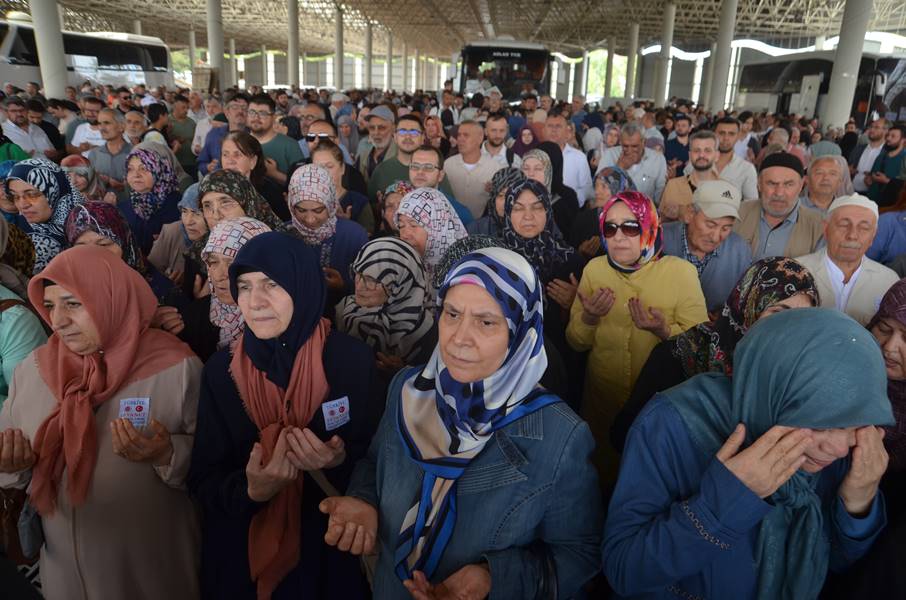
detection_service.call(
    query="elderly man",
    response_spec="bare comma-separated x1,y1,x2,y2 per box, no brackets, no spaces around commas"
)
735,152,825,260
444,120,500,218
356,105,397,180
801,155,846,214
368,114,445,201
659,130,723,222
597,122,667,204
662,180,752,313
191,96,222,155
197,92,249,175
796,195,898,325
88,108,132,195
546,112,593,206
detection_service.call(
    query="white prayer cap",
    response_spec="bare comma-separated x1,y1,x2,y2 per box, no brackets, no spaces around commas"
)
827,194,879,219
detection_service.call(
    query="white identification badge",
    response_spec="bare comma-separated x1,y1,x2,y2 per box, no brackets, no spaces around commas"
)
118,397,150,429
321,396,350,431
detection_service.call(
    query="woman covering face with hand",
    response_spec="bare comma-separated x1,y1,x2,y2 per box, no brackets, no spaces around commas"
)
322,247,603,599
604,308,893,600
188,232,380,600
0,245,201,600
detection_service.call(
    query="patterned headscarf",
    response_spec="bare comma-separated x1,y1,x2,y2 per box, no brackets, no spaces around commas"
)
384,180,416,198
6,158,85,273
202,217,272,349
599,190,662,273
431,234,503,289
595,166,637,197
395,187,467,278
126,147,179,220
198,169,284,231
64,202,146,274
501,178,574,284
867,278,906,470
287,164,338,243
521,149,553,192
486,168,525,231
395,248,558,581
672,257,819,377
0,219,33,299
61,154,105,202
338,237,434,362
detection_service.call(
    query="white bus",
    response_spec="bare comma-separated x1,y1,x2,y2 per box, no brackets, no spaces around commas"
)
0,18,173,91
454,40,552,102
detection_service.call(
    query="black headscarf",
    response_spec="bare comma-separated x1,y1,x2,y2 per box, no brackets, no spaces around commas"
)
229,231,326,388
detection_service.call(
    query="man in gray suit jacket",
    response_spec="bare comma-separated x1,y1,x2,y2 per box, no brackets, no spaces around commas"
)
796,194,899,326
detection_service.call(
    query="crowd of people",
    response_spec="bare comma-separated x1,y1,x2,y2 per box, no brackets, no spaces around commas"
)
0,76,903,599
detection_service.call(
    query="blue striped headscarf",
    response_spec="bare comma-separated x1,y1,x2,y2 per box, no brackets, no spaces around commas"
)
394,247,557,580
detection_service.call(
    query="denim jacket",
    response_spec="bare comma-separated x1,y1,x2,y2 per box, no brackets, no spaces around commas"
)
346,367,604,599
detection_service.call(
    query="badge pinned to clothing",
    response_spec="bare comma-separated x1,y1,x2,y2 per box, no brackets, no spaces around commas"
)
118,397,150,429
321,396,350,431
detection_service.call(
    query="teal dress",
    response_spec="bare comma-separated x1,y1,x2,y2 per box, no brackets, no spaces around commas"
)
0,285,47,408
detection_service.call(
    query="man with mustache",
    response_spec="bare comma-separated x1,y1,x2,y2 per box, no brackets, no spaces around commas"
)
796,194,898,325
734,152,824,260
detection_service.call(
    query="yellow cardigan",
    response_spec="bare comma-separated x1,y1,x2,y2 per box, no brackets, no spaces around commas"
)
567,255,707,478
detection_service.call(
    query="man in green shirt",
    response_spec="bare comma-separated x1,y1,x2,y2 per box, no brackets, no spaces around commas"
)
168,95,197,179
248,93,303,185
367,114,455,203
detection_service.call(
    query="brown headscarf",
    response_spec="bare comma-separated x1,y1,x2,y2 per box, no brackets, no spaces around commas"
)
27,245,196,515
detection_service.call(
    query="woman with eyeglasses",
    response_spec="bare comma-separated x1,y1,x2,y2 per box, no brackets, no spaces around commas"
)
566,190,707,485
310,141,375,234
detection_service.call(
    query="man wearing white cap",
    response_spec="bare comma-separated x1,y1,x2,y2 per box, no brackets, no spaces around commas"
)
329,92,351,122
661,180,753,313
796,194,899,325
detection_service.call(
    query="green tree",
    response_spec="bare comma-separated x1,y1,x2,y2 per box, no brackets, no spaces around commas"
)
587,50,628,101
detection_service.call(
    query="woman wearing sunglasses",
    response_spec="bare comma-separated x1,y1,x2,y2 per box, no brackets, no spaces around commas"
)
566,190,707,486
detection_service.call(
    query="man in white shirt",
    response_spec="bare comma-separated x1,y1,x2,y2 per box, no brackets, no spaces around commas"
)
67,96,106,157
850,118,889,193
481,113,522,169
2,97,53,158
545,112,593,206
796,194,898,325
443,120,501,218
597,122,668,204
187,91,208,122
192,97,222,155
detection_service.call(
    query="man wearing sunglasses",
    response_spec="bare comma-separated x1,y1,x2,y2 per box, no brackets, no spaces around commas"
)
661,180,752,314
248,93,303,185
366,114,426,202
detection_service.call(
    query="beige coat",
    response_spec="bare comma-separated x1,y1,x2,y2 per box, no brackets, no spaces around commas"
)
795,248,900,325
735,200,825,258
0,354,202,600
443,153,502,218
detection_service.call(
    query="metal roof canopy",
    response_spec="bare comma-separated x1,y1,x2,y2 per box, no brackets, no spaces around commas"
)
2,0,906,60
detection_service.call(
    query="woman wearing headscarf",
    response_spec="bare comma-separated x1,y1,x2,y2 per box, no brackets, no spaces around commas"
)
568,166,637,259
375,180,414,238
188,232,380,600
0,245,202,600
523,143,580,235
202,216,272,353
60,154,108,203
6,157,85,273
567,190,707,483
287,164,368,303
581,111,606,156
0,159,31,233
337,237,436,378
467,167,525,236
322,247,604,599
395,187,467,290
122,146,182,255
135,139,193,194
198,168,285,234
604,308,892,600
613,257,820,452
511,124,540,158
148,183,208,283
337,114,361,161
0,218,34,300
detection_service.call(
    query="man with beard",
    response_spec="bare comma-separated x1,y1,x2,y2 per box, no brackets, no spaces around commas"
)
850,118,889,193
684,117,758,201
367,114,452,202
664,113,692,177
660,130,722,222
89,108,131,195
66,96,106,157
247,93,303,184
734,152,824,260
661,180,752,313
481,113,521,169
356,105,397,181
274,89,292,115
865,124,906,206
796,194,897,325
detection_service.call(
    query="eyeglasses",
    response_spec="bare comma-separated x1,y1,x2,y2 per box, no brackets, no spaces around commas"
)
349,267,383,291
306,133,334,142
602,221,642,238
396,128,422,137
409,162,439,173
300,113,320,122
9,189,44,203
247,109,273,118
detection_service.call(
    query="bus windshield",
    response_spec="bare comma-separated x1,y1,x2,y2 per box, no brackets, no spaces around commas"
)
460,45,550,101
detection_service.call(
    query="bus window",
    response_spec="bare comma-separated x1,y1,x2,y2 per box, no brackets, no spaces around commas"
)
144,45,169,72
0,24,9,49
8,27,38,66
